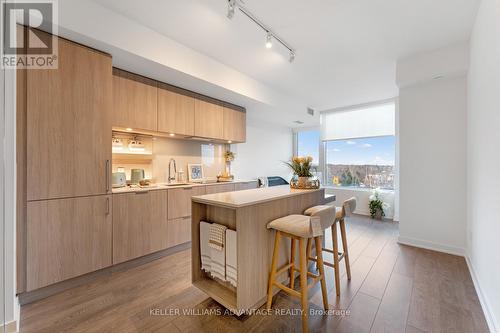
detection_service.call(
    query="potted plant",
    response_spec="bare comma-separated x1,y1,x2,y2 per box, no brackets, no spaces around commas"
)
369,188,389,220
221,150,235,180
285,156,314,187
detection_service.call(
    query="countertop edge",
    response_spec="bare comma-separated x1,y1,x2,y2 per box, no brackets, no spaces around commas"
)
112,180,257,194
191,187,325,209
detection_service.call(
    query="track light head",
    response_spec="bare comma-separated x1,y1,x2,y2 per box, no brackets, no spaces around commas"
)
265,32,273,49
227,0,235,19
289,51,295,63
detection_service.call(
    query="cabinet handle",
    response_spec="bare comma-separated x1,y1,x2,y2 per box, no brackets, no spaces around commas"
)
106,197,110,215
134,191,149,194
105,159,110,192
183,187,193,190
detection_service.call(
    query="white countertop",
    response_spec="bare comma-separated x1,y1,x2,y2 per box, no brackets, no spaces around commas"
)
112,179,257,194
191,185,324,209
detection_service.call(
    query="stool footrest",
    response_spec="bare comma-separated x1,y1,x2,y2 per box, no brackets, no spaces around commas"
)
307,275,323,290
274,282,301,298
276,263,294,276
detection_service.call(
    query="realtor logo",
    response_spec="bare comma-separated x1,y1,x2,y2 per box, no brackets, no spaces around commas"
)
1,0,58,69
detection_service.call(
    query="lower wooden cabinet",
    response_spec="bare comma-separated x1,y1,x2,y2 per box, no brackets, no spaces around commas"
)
234,181,259,191
168,186,206,220
112,190,169,264
26,195,112,291
205,183,235,194
167,217,191,248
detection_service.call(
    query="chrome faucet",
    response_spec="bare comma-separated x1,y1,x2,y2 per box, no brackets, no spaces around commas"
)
168,158,177,183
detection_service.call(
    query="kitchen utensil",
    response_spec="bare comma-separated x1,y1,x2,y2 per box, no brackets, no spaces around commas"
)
130,169,145,184
112,172,127,188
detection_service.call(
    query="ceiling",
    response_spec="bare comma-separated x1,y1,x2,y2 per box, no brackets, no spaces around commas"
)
92,0,478,112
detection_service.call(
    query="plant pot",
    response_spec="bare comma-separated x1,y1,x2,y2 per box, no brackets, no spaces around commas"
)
374,209,383,220
297,177,309,188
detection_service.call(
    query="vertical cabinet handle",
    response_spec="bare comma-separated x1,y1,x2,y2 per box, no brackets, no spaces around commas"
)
106,197,110,215
105,159,110,193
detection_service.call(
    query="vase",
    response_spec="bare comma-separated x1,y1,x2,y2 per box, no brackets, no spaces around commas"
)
374,209,383,220
297,176,308,188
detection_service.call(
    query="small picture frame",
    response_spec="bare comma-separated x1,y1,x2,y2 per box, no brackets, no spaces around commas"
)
188,164,204,182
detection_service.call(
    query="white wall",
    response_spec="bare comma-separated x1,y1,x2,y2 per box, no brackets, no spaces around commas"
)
230,121,293,181
2,67,19,329
467,0,500,331
398,46,468,255
1,60,5,329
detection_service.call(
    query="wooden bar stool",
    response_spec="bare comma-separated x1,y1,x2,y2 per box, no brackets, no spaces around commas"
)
266,214,328,333
304,197,357,297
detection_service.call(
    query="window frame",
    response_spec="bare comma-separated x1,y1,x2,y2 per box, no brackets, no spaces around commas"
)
292,126,324,181
323,135,396,190
293,98,398,191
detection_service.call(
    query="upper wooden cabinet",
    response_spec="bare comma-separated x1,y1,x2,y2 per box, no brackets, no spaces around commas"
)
26,195,112,291
112,190,169,264
112,68,157,131
194,99,224,139
223,107,246,142
157,84,195,136
27,36,112,201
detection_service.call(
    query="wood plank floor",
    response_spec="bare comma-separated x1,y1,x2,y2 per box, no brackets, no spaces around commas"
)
20,215,489,333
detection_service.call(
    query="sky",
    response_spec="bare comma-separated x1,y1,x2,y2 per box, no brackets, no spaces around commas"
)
326,136,395,165
297,130,320,163
297,131,395,166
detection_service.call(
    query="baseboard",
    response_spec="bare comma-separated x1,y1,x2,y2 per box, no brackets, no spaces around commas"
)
3,320,17,333
465,256,499,333
397,236,465,256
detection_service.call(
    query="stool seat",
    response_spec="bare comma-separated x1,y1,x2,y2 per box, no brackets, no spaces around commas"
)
304,200,355,297
266,214,321,238
335,206,343,219
303,205,336,229
266,214,329,333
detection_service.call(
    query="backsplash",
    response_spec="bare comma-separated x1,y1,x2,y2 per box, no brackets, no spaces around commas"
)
112,132,226,182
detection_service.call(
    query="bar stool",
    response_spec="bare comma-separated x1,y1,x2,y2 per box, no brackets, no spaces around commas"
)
304,197,357,297
266,214,329,333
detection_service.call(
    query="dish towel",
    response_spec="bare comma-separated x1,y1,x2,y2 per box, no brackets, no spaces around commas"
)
200,222,212,272
209,223,227,281
225,229,237,287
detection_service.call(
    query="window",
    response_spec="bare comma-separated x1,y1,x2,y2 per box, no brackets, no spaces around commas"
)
320,101,396,190
296,130,320,166
325,136,395,189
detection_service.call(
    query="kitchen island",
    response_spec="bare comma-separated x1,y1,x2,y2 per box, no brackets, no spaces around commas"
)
191,185,333,312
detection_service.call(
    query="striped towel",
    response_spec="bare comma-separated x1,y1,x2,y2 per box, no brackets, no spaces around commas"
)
200,222,212,272
208,223,227,251
226,229,237,287
209,223,227,281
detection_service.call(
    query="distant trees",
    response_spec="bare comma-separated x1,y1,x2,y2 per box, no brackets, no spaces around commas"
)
340,170,360,186
328,164,394,189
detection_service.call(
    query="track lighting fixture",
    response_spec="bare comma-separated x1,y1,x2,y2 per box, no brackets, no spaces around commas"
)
227,0,235,19
265,32,273,49
226,0,296,63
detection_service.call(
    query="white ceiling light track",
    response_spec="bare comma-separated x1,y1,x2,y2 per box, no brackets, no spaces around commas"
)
227,0,296,63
